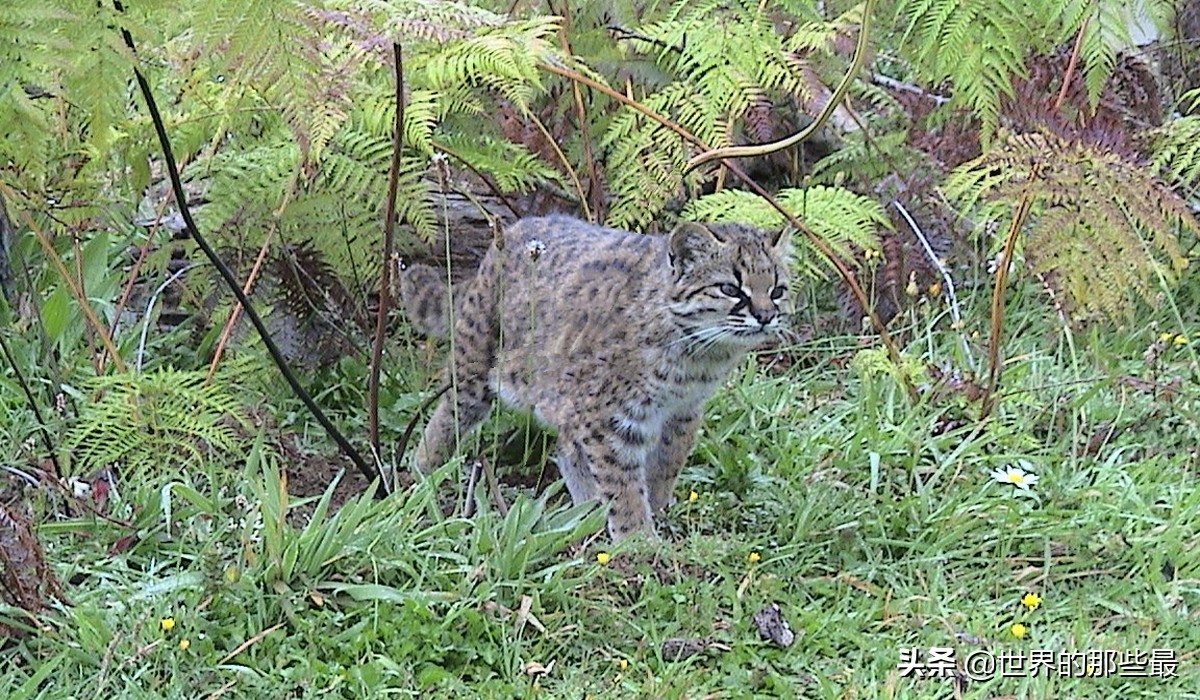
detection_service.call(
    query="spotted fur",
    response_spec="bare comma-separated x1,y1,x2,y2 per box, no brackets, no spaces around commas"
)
401,215,792,540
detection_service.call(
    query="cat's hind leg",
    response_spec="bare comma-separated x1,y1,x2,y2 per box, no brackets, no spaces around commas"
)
412,259,499,473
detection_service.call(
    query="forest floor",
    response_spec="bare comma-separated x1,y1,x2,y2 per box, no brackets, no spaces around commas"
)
4,292,1200,699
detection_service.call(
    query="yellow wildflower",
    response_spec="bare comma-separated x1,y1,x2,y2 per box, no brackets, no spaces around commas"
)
178,638,190,651
159,617,176,633
1010,623,1028,639
688,490,699,503
1175,335,1188,345
1020,592,1042,611
615,658,629,671
747,552,761,564
596,552,611,565
1160,332,1174,343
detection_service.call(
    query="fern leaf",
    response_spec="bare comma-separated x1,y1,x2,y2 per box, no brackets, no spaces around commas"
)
424,17,561,114
602,0,855,226
66,368,251,478
681,186,888,277
944,131,1196,320
1150,116,1200,197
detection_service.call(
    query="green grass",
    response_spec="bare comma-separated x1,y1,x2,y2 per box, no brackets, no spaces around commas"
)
3,298,1200,699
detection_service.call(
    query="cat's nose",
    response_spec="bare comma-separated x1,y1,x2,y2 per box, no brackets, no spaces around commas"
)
750,306,777,327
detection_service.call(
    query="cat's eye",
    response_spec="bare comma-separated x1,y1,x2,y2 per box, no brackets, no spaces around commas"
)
718,283,743,298
769,285,787,300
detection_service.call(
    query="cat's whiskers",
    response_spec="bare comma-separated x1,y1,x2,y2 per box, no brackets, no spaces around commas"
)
672,324,734,356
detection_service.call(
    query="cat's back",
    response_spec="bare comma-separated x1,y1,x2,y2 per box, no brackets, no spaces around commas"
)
493,216,665,307
485,216,671,358
497,216,661,270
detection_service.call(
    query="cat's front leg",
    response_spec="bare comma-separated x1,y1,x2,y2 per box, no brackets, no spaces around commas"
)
569,415,657,540
647,411,701,513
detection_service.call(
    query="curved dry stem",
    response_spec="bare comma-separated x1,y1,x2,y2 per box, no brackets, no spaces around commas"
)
981,192,1034,418
207,228,275,384
24,212,126,373
555,2,604,221
529,111,591,220
1055,17,1089,113
539,52,916,401
684,0,876,171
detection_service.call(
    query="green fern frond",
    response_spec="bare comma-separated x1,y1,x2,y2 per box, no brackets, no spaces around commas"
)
5,1,142,162
810,128,909,185
434,133,565,194
0,5,73,178
346,88,439,155
423,17,561,114
850,346,929,386
641,0,818,115
1150,116,1200,197
318,0,509,43
189,140,302,232
944,131,1196,320
1077,9,1117,109
898,0,1174,138
602,0,855,227
899,0,1029,138
602,87,699,229
681,186,888,277
65,368,251,478
785,3,853,53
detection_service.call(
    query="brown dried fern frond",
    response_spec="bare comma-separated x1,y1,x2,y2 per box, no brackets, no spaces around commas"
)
945,131,1196,321
267,240,361,368
0,503,62,636
1001,51,1163,161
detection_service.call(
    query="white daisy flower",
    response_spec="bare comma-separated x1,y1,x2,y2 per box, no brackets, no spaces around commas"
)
990,464,1039,490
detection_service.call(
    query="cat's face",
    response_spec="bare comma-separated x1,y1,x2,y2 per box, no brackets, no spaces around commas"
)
666,222,792,352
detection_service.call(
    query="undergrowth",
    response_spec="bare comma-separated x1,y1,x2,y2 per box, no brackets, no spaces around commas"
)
4,285,1199,698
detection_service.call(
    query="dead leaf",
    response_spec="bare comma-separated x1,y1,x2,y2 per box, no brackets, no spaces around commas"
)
752,603,796,648
661,637,732,661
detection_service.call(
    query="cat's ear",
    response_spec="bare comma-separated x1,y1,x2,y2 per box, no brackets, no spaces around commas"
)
768,226,791,254
668,222,725,272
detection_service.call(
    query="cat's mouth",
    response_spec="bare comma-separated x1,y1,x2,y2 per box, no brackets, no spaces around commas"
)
730,324,787,345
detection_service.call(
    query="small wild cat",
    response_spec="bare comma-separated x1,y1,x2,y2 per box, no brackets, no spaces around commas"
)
400,216,792,540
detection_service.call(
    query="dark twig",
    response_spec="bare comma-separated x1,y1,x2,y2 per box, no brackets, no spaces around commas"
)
111,2,382,492
369,43,405,479
0,332,62,477
607,25,682,54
